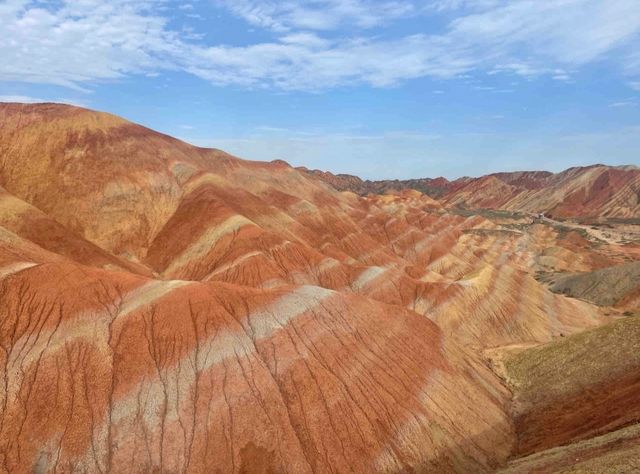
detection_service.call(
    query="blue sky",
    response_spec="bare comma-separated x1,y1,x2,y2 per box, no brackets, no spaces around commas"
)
1,0,639,179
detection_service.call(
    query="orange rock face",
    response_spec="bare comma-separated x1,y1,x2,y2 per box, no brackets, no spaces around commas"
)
0,103,636,473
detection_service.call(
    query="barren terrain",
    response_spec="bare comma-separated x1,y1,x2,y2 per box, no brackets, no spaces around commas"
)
0,103,638,473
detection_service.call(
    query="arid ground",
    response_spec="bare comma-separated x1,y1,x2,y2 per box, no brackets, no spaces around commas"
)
0,103,639,473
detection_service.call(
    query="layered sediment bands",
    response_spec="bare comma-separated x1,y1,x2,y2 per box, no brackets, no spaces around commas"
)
300,164,640,219
0,105,189,256
0,262,514,473
0,103,637,472
444,165,640,219
0,187,149,275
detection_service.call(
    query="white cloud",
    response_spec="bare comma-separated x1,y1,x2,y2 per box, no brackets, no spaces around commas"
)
183,34,474,90
0,95,43,103
212,0,416,31
280,32,330,48
448,0,640,66
1,0,640,91
428,0,501,12
0,0,177,88
609,100,636,107
0,95,87,106
254,126,291,133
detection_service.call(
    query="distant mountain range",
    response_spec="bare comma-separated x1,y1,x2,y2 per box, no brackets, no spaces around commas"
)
299,164,640,219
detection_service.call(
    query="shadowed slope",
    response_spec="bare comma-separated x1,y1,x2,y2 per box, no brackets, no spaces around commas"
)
498,424,640,474
0,186,150,275
491,315,640,458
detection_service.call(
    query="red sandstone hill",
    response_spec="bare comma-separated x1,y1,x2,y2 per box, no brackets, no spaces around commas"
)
299,165,640,219
445,165,640,219
0,103,638,473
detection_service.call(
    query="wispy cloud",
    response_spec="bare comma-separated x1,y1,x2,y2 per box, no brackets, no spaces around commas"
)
0,0,174,89
212,0,416,31
254,125,291,133
183,125,639,180
186,129,442,178
0,95,44,103
1,0,640,91
0,94,87,106
609,100,636,107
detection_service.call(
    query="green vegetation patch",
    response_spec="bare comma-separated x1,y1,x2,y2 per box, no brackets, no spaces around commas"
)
449,207,527,220
549,262,640,307
504,316,640,403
